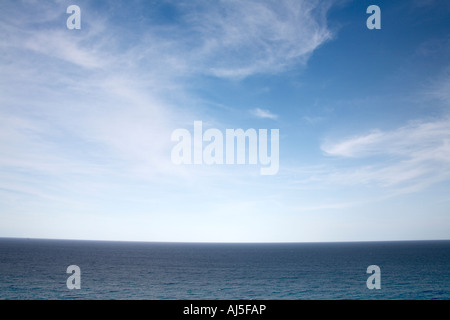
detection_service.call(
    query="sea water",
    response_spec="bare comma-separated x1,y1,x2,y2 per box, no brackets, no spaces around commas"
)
0,238,448,300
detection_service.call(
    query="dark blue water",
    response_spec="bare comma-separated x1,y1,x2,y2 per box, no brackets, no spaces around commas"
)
0,238,448,300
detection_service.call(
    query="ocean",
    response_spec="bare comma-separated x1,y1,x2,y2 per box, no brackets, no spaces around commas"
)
0,238,449,300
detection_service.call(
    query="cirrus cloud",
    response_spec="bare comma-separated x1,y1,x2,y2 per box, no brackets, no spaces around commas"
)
251,108,279,120
321,117,450,192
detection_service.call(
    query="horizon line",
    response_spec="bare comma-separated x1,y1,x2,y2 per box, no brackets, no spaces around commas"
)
1,236,449,245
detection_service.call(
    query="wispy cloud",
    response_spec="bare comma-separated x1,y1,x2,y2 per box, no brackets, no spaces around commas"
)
322,130,386,158
1,0,334,203
303,115,324,125
1,0,449,242
426,66,450,107
251,108,279,120
322,119,450,159
0,1,184,199
22,30,107,69
1,0,333,175
177,0,333,78
321,118,450,192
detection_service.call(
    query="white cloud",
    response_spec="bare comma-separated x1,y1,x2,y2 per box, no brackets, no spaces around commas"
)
251,108,279,120
2,0,333,79
0,0,333,177
303,116,324,124
322,119,450,158
179,0,333,78
427,66,450,107
0,0,342,241
0,1,187,195
23,30,107,69
322,131,385,157
320,118,450,192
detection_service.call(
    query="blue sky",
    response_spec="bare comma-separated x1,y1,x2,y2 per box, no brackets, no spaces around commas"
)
0,0,449,242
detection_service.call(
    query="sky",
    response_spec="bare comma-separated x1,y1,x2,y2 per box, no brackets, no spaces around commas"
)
0,0,449,242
